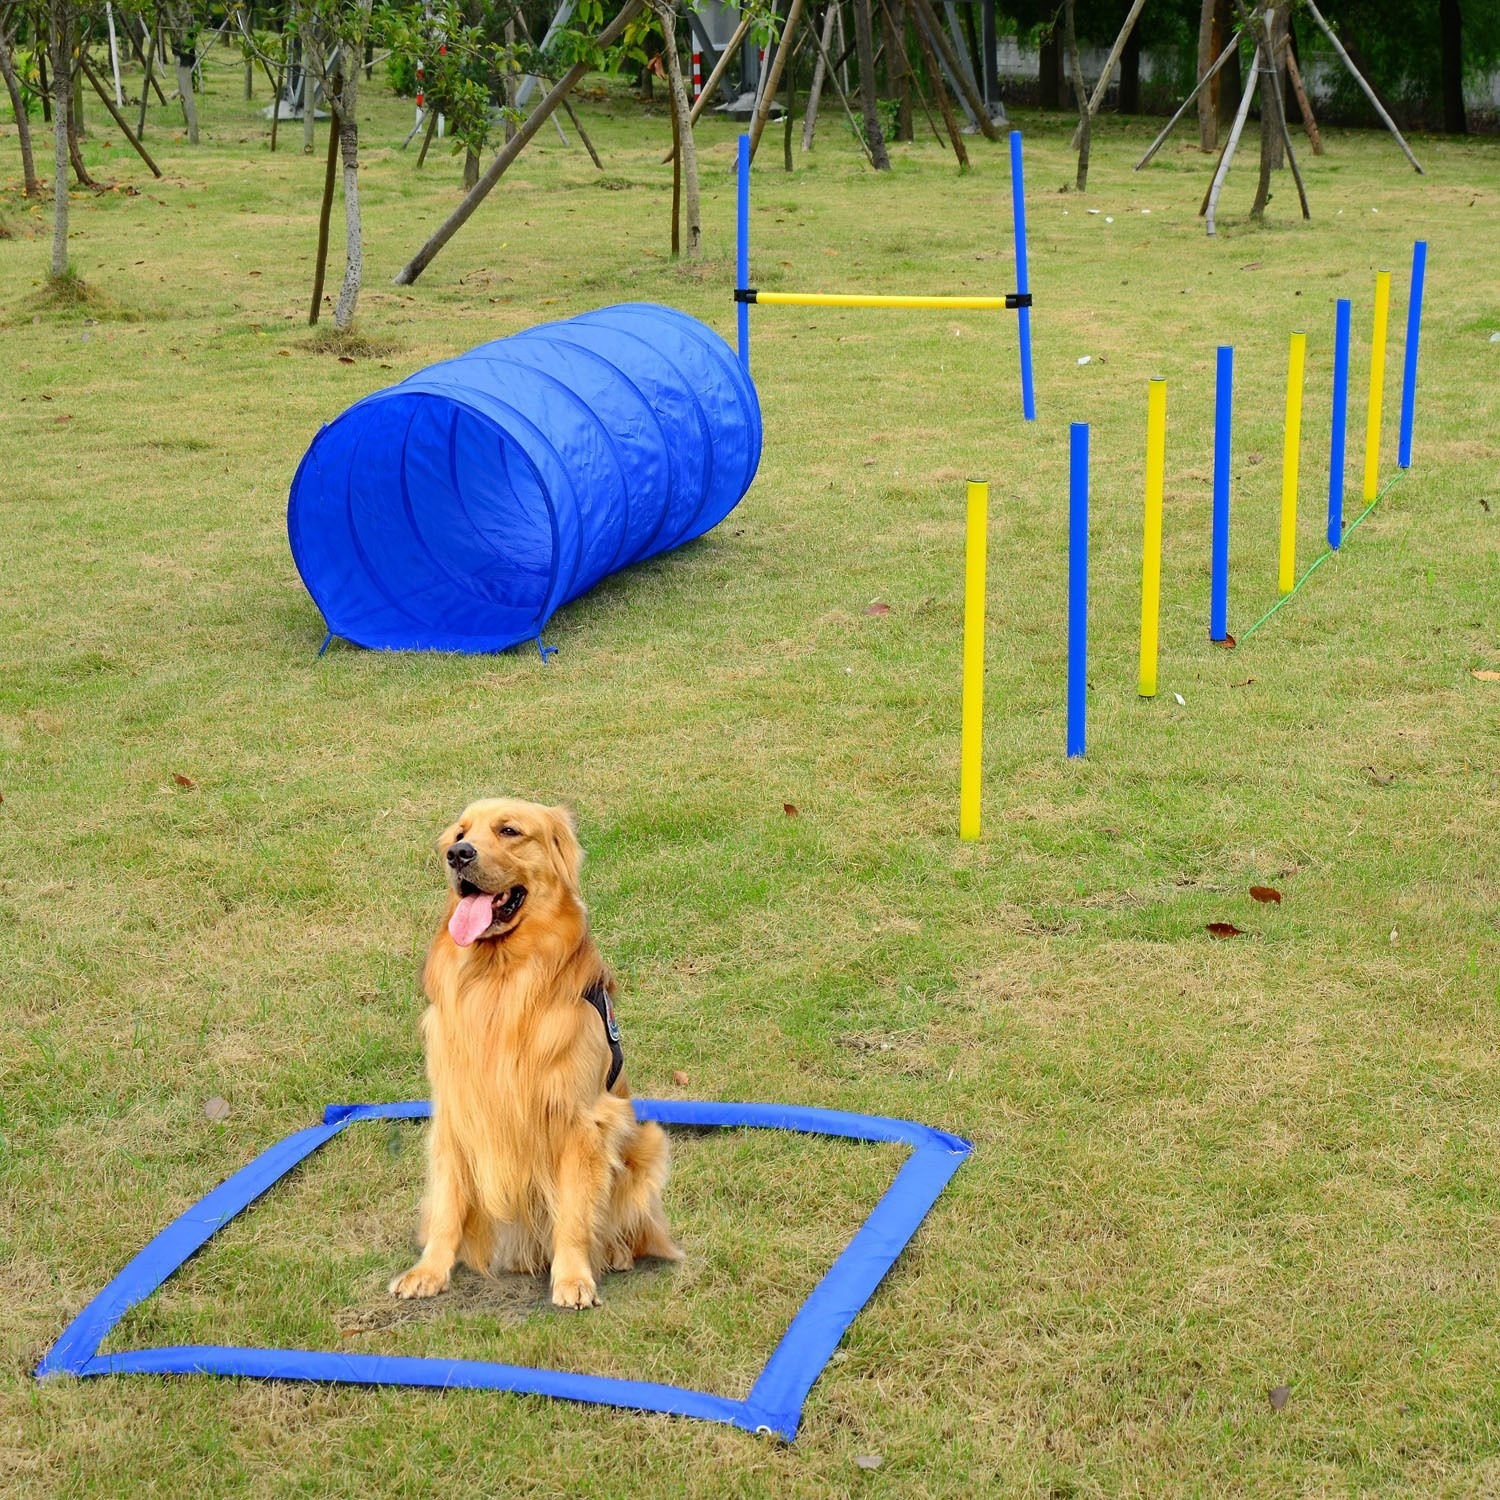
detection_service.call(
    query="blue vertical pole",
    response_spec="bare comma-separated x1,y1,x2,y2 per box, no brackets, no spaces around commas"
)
1009,130,1036,422
1328,297,1351,548
737,133,751,373
1067,423,1088,758
1398,239,1427,469
1209,345,1233,641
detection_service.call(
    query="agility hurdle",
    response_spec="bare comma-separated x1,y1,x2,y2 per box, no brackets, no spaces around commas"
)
733,130,1037,421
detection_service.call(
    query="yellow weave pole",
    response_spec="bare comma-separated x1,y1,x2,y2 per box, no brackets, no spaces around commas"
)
1138,378,1167,699
959,480,988,842
1364,270,1391,502
1279,330,1308,595
752,291,1015,311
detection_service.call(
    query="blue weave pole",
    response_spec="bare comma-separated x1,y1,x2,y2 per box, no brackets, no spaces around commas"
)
1067,423,1088,757
737,133,751,372
1209,345,1233,641
1328,298,1352,549
1398,240,1427,469
1009,131,1036,421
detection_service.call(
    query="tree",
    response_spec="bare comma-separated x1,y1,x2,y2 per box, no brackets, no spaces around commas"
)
0,3,41,196
644,0,699,256
48,0,68,276
850,0,889,169
1439,0,1465,132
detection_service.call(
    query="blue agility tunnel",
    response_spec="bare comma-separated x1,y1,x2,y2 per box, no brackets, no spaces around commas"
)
287,304,761,653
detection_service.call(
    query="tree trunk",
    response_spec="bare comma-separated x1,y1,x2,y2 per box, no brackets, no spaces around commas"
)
649,0,700,254
394,0,645,286
1065,0,1089,191
1262,3,1288,170
1119,21,1141,113
66,59,97,188
0,17,40,196
884,0,913,141
1196,0,1218,148
333,40,365,332
49,0,69,277
1216,0,1240,128
175,45,198,142
1440,0,1466,134
1038,24,1059,110
308,72,340,324
850,0,889,168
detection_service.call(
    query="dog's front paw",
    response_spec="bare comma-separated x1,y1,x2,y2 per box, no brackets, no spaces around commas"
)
388,1263,450,1299
551,1275,601,1310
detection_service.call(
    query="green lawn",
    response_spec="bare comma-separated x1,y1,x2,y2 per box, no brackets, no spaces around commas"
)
3,43,1499,1496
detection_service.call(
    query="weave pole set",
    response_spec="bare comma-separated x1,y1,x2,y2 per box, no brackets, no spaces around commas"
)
1065,240,1428,762
735,131,1037,840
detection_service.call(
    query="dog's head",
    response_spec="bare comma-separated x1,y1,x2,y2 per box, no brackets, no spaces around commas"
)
437,798,584,949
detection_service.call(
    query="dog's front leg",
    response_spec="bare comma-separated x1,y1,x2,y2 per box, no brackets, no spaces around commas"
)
550,1122,612,1309
389,1126,467,1299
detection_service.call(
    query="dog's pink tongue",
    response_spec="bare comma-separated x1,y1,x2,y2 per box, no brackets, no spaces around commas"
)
448,893,496,947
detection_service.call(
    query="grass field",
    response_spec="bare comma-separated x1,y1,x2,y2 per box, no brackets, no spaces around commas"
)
3,42,1500,1496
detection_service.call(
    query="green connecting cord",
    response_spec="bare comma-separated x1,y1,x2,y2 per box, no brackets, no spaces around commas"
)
1237,471,1407,645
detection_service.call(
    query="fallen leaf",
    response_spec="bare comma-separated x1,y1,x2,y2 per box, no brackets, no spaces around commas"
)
1206,922,1244,939
1366,767,1395,786
865,601,891,615
54,414,72,424
1249,885,1283,904
1232,677,1255,687
1268,1384,1290,1411
1390,927,1399,944
1173,692,1186,706
204,1096,231,1123
854,1454,884,1470
277,349,291,356
1240,261,1262,271
338,355,356,365
1246,452,1263,465
1472,669,1500,682
672,1069,689,1087
172,772,196,788
1213,633,1237,648
783,803,799,817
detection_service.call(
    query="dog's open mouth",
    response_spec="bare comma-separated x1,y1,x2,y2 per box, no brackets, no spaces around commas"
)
448,884,528,947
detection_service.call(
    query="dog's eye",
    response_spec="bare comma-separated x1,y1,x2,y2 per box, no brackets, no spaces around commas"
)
497,824,522,838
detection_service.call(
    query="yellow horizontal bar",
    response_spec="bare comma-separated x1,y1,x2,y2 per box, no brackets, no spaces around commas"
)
753,291,1014,311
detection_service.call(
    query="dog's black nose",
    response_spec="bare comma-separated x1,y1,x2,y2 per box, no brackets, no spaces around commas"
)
446,841,477,869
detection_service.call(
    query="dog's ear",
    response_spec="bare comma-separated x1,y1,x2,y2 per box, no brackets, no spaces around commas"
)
545,805,584,890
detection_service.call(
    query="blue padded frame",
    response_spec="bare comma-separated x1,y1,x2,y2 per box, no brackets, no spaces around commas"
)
37,1100,971,1441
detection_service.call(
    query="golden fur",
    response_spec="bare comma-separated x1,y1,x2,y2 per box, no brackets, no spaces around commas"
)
388,797,680,1310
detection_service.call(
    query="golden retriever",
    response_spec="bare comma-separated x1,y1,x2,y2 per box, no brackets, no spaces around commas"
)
388,797,681,1309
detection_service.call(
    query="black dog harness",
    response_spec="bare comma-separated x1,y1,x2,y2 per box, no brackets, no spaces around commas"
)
583,979,625,1091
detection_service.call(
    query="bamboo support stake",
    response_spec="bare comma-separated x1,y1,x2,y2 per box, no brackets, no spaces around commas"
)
1136,29,1241,170
1202,54,1257,235
1302,0,1421,172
